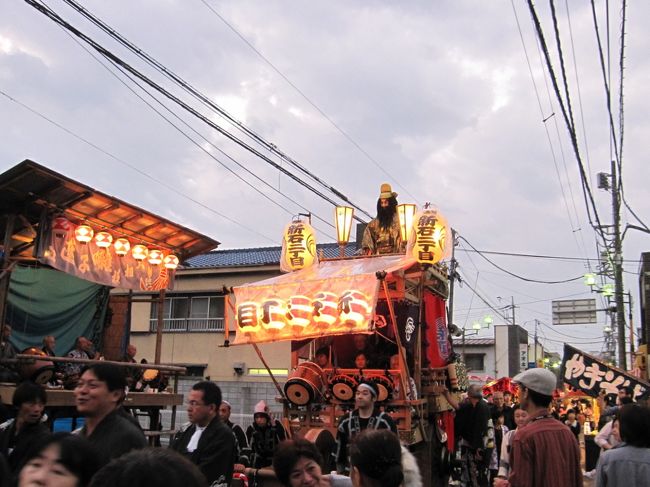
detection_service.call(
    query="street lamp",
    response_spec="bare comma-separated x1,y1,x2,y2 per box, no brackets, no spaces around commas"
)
335,206,354,257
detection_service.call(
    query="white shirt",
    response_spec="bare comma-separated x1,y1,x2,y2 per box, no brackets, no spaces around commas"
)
186,425,206,452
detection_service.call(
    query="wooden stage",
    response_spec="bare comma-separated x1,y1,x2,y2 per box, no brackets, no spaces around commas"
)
0,383,183,408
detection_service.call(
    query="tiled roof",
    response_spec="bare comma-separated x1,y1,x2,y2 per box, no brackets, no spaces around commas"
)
184,242,359,268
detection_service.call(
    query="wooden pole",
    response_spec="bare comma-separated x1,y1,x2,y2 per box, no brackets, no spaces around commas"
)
380,276,411,399
154,289,165,364
252,343,285,399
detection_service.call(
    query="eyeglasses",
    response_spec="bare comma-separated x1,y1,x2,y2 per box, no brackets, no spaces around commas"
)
186,400,207,407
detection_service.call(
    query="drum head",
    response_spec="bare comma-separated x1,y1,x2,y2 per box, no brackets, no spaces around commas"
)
31,366,54,385
285,381,313,405
331,379,355,401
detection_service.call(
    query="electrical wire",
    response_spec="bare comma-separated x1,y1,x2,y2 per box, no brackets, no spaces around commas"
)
59,0,373,222
526,0,608,248
459,236,582,284
197,0,420,204
0,88,277,244
25,0,370,228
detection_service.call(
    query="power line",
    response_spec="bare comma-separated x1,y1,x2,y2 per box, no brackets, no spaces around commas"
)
59,0,374,222
197,0,420,203
459,236,582,284
0,88,278,244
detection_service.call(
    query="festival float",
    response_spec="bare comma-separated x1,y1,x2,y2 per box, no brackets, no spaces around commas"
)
225,201,467,486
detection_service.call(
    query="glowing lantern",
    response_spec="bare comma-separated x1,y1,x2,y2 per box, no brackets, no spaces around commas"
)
312,292,339,327
397,204,417,243
148,249,164,265
338,290,372,327
52,217,73,239
583,273,596,287
410,207,449,264
94,232,113,248
114,238,130,256
132,244,148,261
335,206,354,257
260,298,287,331
164,254,179,269
237,302,260,333
280,220,317,272
286,295,312,328
75,224,94,243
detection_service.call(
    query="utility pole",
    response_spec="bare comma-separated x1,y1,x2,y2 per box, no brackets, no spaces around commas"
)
611,159,627,369
447,229,458,328
534,319,539,365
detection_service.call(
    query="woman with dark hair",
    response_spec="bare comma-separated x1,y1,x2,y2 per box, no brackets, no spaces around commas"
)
18,432,101,487
273,438,349,487
89,448,207,487
595,404,650,486
349,429,403,487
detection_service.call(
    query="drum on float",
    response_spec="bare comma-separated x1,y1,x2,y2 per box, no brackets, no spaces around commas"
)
329,374,358,402
368,375,393,402
19,347,55,384
284,362,326,406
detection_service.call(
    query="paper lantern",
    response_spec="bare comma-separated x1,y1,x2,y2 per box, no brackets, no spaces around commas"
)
148,249,164,265
52,217,73,239
114,238,130,256
286,295,312,328
236,302,260,333
260,298,287,331
94,232,113,248
338,290,372,327
312,292,339,327
281,220,317,272
132,244,148,261
410,207,449,264
397,204,417,242
164,254,179,269
75,224,94,243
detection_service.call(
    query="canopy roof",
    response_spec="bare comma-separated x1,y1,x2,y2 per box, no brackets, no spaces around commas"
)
0,160,219,262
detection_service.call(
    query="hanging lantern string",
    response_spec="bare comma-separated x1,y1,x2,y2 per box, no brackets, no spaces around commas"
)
58,212,181,255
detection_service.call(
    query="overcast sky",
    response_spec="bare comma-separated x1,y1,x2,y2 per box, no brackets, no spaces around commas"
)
2,1,649,358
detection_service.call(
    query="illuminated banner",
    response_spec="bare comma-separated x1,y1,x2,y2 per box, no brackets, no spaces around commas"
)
561,344,650,401
40,219,174,291
232,255,415,345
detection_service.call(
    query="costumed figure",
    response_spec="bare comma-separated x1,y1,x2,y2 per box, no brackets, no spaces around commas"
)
361,183,404,255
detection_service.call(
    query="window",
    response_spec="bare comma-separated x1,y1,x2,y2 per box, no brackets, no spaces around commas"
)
150,295,225,332
464,353,485,371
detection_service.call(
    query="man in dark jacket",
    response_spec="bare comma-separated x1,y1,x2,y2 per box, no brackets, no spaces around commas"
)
170,381,236,487
74,363,147,467
0,381,51,475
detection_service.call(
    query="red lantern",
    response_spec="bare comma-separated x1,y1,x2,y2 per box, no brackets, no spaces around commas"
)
338,290,372,327
286,295,311,328
312,292,338,327
236,302,260,333
260,298,287,331
52,217,73,239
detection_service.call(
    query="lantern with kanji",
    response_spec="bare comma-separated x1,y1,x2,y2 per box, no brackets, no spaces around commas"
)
312,292,338,327
280,220,318,272
52,217,73,239
260,298,287,331
286,295,312,328
338,290,372,327
409,206,450,265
